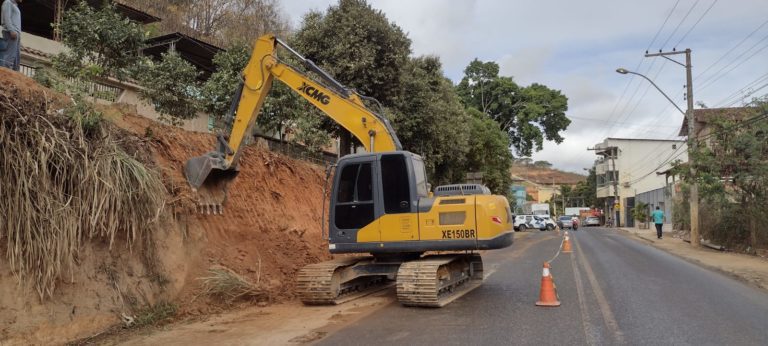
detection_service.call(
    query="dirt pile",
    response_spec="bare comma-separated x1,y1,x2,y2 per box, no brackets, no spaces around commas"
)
0,71,330,344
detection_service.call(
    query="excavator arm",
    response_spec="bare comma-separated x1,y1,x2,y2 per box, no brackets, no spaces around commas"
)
184,34,402,211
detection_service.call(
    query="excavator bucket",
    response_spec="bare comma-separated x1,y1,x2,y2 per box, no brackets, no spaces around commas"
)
184,152,239,214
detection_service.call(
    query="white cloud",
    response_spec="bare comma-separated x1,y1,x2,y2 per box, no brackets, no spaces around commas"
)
278,0,768,172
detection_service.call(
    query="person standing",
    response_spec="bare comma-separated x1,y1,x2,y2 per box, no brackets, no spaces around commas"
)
651,206,665,239
0,0,22,71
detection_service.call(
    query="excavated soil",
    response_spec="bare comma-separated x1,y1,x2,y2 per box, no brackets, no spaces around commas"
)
107,105,332,309
0,70,331,344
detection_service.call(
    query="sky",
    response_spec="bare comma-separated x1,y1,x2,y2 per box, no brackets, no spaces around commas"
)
279,0,768,173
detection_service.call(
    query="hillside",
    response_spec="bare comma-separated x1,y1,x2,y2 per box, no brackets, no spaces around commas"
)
0,69,330,345
510,165,586,185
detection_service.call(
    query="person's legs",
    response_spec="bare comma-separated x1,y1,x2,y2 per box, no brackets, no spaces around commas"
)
12,35,19,71
0,32,20,70
655,223,663,238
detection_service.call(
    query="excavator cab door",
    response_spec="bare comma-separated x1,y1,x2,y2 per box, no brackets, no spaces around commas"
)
377,154,420,242
330,158,378,243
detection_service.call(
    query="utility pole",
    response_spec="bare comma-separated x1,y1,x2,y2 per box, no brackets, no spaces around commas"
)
645,49,699,247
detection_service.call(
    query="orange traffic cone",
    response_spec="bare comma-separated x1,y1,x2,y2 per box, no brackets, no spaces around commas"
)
536,262,561,307
562,232,573,253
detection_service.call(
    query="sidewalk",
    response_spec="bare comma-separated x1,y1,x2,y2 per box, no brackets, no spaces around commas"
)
620,226,768,292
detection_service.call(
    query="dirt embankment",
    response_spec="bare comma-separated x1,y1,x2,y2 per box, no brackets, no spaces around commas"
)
0,70,331,345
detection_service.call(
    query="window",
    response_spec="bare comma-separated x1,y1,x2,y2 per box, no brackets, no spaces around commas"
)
412,158,429,198
381,155,411,213
356,163,373,201
337,164,358,203
335,163,375,229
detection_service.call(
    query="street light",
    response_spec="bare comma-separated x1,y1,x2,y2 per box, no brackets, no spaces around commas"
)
615,68,686,116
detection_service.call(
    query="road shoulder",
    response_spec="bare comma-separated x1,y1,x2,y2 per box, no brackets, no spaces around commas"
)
618,227,768,292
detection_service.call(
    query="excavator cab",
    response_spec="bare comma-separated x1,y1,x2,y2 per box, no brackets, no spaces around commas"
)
329,151,428,248
328,151,514,254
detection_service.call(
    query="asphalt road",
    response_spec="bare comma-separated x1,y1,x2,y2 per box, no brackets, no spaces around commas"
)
317,228,768,345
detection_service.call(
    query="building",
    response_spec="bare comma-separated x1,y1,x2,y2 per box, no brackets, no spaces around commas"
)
18,0,218,132
592,138,687,227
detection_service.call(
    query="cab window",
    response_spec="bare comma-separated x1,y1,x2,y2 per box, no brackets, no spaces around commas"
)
335,163,375,229
380,155,411,213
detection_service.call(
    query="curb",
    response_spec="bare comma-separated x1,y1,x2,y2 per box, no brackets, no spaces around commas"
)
617,228,656,244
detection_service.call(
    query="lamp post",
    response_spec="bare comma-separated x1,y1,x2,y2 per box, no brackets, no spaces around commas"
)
615,68,686,116
616,48,700,247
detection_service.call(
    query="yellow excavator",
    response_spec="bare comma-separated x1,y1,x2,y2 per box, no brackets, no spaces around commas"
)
184,34,514,307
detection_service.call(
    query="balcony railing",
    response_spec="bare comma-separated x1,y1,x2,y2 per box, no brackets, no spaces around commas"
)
20,64,36,78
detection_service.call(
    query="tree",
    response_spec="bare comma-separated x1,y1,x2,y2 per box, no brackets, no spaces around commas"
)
290,0,411,154
464,108,513,194
671,101,768,250
122,0,290,48
533,160,553,168
390,56,470,185
53,2,146,80
200,43,251,124
456,59,570,157
135,52,202,125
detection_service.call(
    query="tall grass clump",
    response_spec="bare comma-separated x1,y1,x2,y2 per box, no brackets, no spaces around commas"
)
0,83,165,300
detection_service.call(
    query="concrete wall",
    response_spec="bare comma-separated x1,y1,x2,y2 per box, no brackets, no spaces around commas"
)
636,186,675,225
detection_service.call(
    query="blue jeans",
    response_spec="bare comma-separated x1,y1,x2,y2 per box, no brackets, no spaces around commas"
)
0,31,20,71
655,223,663,238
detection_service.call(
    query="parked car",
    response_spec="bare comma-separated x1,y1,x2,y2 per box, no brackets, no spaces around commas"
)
557,216,574,229
514,214,556,231
539,216,557,231
585,216,601,227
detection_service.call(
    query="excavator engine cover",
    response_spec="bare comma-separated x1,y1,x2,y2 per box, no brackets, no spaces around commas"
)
184,151,239,213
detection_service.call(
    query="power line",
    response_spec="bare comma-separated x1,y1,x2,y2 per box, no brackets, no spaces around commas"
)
722,82,768,107
698,37,768,91
694,18,768,81
598,1,681,140
673,0,719,48
569,115,681,128
648,0,682,52
659,0,701,50
603,1,698,140
714,72,768,107
623,109,768,185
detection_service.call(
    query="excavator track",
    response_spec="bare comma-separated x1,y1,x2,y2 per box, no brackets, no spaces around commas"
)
297,257,396,305
396,254,484,308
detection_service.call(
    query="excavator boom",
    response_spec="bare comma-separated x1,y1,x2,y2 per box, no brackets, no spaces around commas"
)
184,34,401,210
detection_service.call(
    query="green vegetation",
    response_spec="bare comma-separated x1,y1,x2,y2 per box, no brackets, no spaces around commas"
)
456,59,570,157
133,301,178,327
199,266,267,303
0,90,165,299
671,100,768,250
53,2,146,80
135,52,202,125
46,0,571,196
632,201,650,223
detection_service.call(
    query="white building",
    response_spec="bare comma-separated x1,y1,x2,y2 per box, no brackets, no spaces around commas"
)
592,138,687,227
